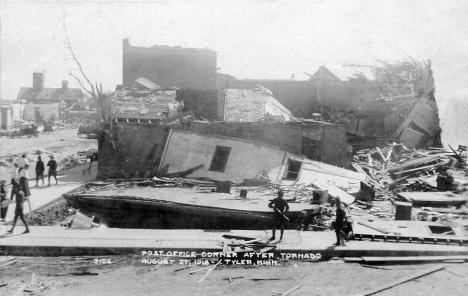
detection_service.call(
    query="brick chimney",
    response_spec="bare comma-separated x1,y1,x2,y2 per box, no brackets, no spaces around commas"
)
62,80,68,91
123,38,130,49
33,70,45,91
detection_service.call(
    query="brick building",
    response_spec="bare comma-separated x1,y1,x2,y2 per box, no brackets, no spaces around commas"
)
122,38,217,90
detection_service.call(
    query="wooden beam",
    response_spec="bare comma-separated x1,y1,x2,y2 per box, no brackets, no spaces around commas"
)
361,256,468,263
354,266,444,296
198,260,222,283
357,221,391,234
281,285,301,296
376,147,386,163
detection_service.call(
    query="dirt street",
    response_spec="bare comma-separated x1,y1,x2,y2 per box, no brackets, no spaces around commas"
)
0,128,97,181
0,257,467,296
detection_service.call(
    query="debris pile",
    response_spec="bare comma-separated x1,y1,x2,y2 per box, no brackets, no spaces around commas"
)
352,143,466,198
25,199,72,226
351,142,468,224
59,149,98,170
3,273,58,296
112,78,179,119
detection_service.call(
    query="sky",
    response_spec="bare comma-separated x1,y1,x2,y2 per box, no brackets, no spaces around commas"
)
1,0,467,146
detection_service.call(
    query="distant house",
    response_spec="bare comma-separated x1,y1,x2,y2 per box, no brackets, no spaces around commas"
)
0,100,13,129
16,70,84,122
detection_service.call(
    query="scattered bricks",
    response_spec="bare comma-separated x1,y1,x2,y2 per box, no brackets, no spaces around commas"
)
23,198,73,226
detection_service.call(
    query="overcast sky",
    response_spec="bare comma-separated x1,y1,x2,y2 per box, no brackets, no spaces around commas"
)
1,0,467,145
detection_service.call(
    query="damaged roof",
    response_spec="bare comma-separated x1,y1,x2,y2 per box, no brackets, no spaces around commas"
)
310,65,376,82
224,87,295,123
16,87,84,102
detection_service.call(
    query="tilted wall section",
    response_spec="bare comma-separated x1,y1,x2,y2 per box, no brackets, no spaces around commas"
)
159,130,288,182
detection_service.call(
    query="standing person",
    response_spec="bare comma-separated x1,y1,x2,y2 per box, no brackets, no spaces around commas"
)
268,189,289,241
18,164,31,200
334,197,347,247
7,186,30,234
1,180,10,222
10,163,19,200
88,152,94,170
436,168,454,191
47,155,58,186
35,156,45,186
17,153,29,169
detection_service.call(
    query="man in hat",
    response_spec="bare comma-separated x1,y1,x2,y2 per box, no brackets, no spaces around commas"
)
7,185,30,234
334,197,347,246
268,189,289,241
47,155,58,186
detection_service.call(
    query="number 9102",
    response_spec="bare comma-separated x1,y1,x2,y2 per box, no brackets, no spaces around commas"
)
94,258,111,264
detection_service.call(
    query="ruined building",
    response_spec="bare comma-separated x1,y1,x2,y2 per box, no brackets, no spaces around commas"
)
98,80,351,179
16,70,84,123
220,62,441,150
101,41,441,180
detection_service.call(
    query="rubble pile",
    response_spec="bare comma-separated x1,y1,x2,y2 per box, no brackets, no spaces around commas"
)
112,85,179,118
375,59,433,97
352,142,468,224
25,199,72,226
353,143,465,198
59,149,97,170
4,273,58,295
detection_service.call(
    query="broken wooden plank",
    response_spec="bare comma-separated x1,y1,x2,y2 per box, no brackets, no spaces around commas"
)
198,260,222,284
189,265,213,274
385,147,393,163
393,163,441,176
354,266,444,296
361,256,468,263
357,221,391,234
224,276,243,283
351,163,368,176
376,147,386,163
51,271,99,276
388,155,441,174
174,266,192,272
360,264,427,270
0,258,17,269
222,234,258,241
165,164,205,178
397,192,467,207
280,285,301,296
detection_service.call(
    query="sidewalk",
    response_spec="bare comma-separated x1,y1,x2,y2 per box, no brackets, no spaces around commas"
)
1,227,467,258
1,162,97,226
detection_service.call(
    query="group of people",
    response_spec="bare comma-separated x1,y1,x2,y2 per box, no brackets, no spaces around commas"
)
268,188,349,246
0,153,59,234
34,154,58,187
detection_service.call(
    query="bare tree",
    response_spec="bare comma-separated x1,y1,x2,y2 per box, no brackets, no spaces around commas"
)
57,15,111,124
